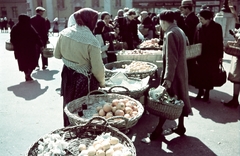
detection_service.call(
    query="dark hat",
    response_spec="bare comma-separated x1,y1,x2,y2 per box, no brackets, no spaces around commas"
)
35,6,45,12
180,0,193,8
199,9,214,20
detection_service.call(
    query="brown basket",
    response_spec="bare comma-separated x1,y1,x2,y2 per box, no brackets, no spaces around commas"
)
42,43,54,58
64,90,144,131
27,117,136,156
5,40,14,51
146,97,184,120
103,77,149,99
105,60,158,79
186,43,202,59
225,41,240,57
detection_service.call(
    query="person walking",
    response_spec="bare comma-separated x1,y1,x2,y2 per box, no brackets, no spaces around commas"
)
52,17,59,36
31,6,49,70
179,0,199,84
193,9,224,101
54,8,105,127
8,18,15,30
10,14,44,81
146,10,192,141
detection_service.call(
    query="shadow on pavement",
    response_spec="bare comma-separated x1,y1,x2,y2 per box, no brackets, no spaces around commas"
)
32,69,59,81
189,86,240,123
7,80,49,101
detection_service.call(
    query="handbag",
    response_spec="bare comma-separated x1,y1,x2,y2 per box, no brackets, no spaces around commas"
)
5,39,14,51
213,63,227,87
225,41,240,57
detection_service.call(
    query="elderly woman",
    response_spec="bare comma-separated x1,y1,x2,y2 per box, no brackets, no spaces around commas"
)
54,8,105,127
10,14,43,81
147,10,192,141
193,9,223,101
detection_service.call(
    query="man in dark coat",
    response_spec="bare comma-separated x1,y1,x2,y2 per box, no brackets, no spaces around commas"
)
179,0,199,84
139,11,154,39
31,6,49,70
10,14,43,81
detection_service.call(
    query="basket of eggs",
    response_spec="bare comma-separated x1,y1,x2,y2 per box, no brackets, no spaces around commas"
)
27,117,136,156
64,90,144,131
104,60,158,79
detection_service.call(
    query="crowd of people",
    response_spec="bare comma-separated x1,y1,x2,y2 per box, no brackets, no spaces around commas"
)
0,17,15,33
8,0,240,142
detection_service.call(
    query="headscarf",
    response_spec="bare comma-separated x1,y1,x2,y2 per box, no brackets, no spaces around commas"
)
67,14,76,27
199,9,214,20
74,8,99,32
100,11,110,20
18,14,31,25
159,10,175,23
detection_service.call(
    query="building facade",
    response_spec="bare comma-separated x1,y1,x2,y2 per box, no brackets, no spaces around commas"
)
0,0,239,25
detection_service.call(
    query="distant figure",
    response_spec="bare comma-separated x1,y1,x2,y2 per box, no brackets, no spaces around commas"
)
10,14,44,81
45,17,51,33
8,18,15,30
0,18,3,32
64,17,68,28
31,6,49,70
2,17,8,33
52,17,59,36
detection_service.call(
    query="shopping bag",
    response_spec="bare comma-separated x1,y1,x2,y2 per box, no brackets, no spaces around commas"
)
186,43,202,59
213,63,226,87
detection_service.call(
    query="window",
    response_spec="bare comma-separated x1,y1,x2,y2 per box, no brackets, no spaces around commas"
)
37,0,43,6
116,0,121,7
92,0,99,8
57,0,65,9
1,7,7,17
12,7,18,18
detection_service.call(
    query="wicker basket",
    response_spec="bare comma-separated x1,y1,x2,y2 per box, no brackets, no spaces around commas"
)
186,43,202,59
64,90,144,131
225,41,240,57
105,60,158,79
42,43,54,58
5,40,14,51
27,117,136,156
103,77,149,99
146,97,184,120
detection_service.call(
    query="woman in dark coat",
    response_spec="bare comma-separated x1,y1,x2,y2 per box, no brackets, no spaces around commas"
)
148,10,192,141
193,9,223,101
10,14,43,81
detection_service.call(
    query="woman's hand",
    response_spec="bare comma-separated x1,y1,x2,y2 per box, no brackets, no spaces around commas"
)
162,80,171,89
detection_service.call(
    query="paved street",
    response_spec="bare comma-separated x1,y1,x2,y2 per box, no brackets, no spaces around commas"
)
0,32,239,156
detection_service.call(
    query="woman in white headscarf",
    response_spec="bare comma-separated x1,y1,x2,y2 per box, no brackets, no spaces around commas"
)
54,8,105,127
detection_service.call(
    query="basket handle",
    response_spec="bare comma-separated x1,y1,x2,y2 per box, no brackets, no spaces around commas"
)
87,90,107,96
109,86,130,93
107,116,129,127
85,116,108,126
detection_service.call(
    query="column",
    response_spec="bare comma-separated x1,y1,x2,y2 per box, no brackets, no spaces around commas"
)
104,0,111,13
125,0,133,9
45,0,54,21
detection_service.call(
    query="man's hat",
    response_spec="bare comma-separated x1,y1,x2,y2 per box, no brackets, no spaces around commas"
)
180,0,193,8
35,6,45,12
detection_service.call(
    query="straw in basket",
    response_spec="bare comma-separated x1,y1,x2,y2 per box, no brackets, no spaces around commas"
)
27,117,136,156
186,43,202,59
64,90,144,131
225,41,240,57
105,60,158,79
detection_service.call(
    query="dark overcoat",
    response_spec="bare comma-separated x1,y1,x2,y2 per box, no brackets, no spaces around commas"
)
31,14,48,45
193,20,224,89
10,15,43,72
161,23,192,116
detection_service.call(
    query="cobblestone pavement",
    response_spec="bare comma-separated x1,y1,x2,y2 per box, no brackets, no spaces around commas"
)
0,32,239,156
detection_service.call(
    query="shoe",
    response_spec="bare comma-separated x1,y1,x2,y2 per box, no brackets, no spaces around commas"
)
42,65,48,70
203,91,209,102
149,128,163,141
171,127,186,136
224,100,239,108
195,89,204,100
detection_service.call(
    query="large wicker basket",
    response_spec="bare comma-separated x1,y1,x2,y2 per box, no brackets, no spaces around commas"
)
186,43,202,59
42,43,54,58
27,117,136,156
103,77,149,99
5,39,14,51
64,91,144,131
225,41,240,57
146,97,184,120
105,60,158,79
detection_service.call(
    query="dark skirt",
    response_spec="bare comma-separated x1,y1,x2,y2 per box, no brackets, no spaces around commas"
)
61,65,99,127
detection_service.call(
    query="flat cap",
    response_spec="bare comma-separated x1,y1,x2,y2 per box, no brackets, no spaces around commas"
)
35,6,45,11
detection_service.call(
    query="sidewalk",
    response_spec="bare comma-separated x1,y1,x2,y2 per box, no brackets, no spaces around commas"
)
0,33,239,156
